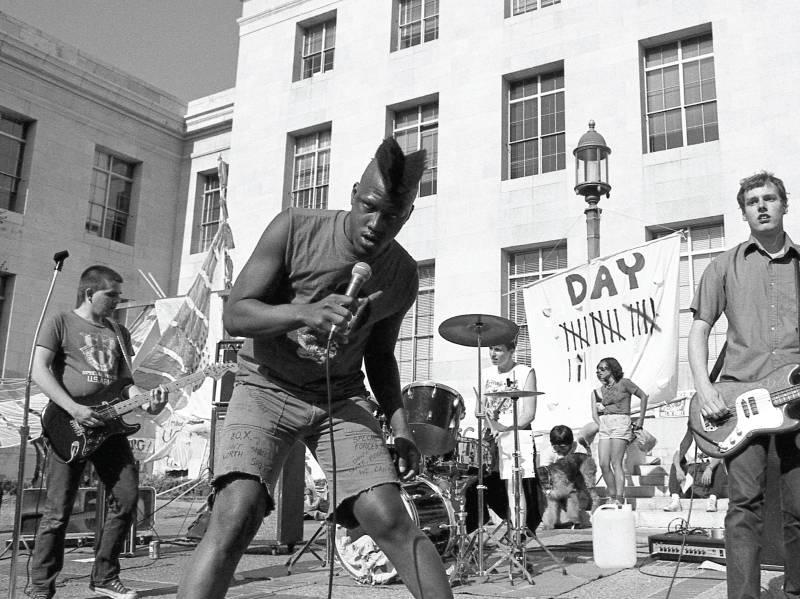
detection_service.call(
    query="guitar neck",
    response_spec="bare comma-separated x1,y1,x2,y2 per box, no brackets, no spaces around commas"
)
773,384,800,408
112,370,208,414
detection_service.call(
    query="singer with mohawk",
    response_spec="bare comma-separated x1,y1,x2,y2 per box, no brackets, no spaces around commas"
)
179,138,453,599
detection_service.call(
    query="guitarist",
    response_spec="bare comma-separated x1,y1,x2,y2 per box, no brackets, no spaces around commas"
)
688,172,800,599
30,265,168,599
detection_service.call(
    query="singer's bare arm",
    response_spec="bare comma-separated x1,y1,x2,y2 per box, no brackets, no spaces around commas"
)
224,211,356,338
364,310,419,479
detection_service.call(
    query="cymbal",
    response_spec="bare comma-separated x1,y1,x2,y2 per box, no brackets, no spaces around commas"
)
438,314,519,347
484,390,545,397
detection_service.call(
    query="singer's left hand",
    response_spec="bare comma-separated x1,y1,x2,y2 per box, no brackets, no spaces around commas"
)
393,436,420,481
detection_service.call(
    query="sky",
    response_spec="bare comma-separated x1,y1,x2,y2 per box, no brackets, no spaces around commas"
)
0,0,241,102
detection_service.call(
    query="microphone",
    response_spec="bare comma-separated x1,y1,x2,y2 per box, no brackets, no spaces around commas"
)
53,250,69,271
329,262,372,339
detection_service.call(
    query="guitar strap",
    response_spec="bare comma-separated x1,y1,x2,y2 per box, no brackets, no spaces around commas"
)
107,318,134,376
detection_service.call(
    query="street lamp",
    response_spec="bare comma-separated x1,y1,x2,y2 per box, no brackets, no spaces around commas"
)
574,120,611,261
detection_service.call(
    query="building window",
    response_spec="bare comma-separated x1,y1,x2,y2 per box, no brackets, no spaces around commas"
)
644,32,718,153
653,222,726,390
510,0,561,16
508,71,565,179
0,113,29,213
193,173,221,254
396,263,435,386
292,130,330,210
0,273,12,373
86,150,135,243
302,18,335,79
507,243,567,365
393,102,438,197
396,0,439,50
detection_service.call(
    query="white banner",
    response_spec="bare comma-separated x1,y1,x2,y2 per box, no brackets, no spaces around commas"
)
522,233,681,433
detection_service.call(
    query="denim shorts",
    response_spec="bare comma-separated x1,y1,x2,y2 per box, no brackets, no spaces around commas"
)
214,380,398,526
598,413,633,441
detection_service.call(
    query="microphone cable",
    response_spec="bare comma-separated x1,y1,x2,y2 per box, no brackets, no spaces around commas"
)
324,334,337,599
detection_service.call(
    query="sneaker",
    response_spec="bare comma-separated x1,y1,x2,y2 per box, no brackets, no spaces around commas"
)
89,579,139,599
29,591,52,599
706,496,718,512
663,498,682,512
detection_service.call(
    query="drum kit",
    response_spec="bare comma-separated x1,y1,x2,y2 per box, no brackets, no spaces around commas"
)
330,314,564,586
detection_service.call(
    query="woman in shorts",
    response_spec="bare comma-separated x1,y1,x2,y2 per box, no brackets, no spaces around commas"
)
591,357,648,505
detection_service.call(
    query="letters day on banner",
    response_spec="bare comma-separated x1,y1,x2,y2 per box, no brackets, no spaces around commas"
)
521,233,681,433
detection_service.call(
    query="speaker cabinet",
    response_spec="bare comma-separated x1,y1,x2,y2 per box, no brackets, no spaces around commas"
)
208,339,303,548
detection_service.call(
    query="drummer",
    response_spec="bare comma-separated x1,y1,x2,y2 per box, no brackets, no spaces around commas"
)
482,338,541,534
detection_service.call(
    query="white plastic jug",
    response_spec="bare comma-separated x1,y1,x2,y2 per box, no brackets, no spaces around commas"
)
591,503,637,568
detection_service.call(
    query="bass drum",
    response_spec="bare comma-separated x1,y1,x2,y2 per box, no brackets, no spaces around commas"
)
335,477,455,585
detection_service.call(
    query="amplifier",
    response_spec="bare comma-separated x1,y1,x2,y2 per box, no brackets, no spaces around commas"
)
648,532,725,564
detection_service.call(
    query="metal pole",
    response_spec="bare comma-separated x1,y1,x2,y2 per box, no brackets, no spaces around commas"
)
9,250,68,599
584,194,601,261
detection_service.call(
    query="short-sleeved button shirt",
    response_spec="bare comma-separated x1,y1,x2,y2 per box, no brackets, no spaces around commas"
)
690,234,800,382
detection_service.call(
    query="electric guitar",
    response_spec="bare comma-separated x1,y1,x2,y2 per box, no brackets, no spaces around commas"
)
688,363,800,458
41,362,238,463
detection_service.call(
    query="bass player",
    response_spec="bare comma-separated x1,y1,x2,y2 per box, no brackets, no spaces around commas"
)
688,171,800,599
30,265,168,599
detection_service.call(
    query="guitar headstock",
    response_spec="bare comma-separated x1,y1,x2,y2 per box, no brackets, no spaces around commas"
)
203,362,239,380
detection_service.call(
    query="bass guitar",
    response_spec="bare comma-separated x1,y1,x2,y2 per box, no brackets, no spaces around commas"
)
41,362,238,463
688,363,800,458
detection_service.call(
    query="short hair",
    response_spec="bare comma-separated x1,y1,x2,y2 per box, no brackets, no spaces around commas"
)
550,425,574,445
736,171,788,210
599,357,624,380
491,338,517,351
373,137,427,202
76,265,122,307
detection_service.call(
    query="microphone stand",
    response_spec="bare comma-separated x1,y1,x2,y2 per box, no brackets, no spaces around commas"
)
8,250,68,599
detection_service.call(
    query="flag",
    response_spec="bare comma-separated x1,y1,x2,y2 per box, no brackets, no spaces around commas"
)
0,379,49,446
521,233,681,433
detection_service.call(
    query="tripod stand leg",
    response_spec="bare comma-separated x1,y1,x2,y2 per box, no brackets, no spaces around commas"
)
523,527,567,576
285,520,330,574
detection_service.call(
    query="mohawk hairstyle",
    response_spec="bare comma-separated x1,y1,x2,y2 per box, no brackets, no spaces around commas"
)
374,137,427,199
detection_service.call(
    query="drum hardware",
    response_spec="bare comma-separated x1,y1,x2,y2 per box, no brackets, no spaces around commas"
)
334,477,456,585
438,313,519,577
485,391,566,584
285,517,334,575
401,381,464,456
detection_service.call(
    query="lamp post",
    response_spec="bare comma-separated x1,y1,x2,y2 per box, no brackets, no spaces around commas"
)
574,120,611,261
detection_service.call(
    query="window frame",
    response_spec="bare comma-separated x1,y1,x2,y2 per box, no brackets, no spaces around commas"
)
650,221,726,390
394,0,439,51
643,31,718,153
507,0,561,17
301,18,336,79
395,262,435,386
290,129,331,210
392,102,438,197
85,149,136,244
0,113,29,213
192,172,221,254
505,69,566,180
505,242,568,365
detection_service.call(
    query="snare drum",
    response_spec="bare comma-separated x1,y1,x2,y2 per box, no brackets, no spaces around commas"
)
335,477,455,584
402,381,464,456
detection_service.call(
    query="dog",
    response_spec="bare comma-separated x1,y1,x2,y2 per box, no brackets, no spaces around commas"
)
539,452,599,529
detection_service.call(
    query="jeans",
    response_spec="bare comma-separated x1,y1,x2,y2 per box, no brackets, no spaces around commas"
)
724,433,800,599
31,435,139,595
667,459,729,498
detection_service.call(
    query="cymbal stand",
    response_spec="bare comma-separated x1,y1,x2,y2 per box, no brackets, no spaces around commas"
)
486,393,534,584
447,472,480,585
473,326,487,576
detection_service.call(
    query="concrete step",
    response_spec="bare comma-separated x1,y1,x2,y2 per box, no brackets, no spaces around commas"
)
595,484,668,498
594,474,667,487
634,497,727,530
636,496,729,511
637,464,669,477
